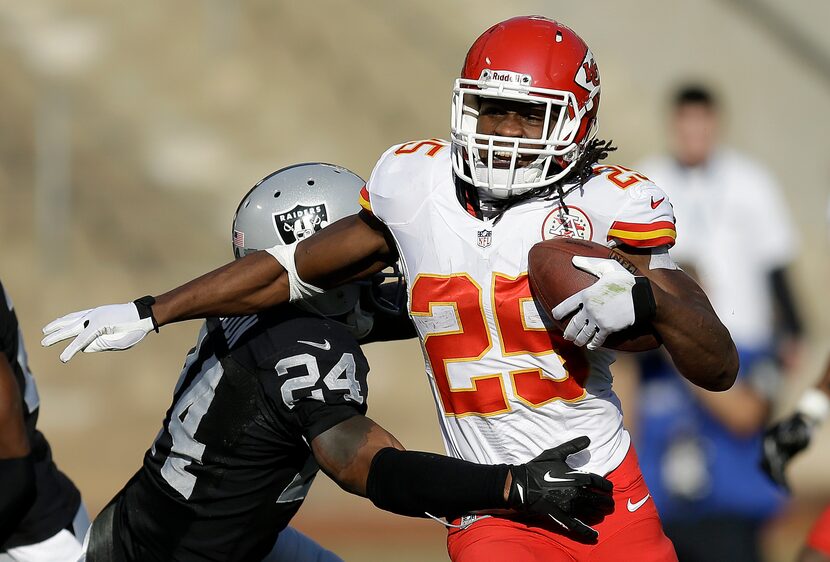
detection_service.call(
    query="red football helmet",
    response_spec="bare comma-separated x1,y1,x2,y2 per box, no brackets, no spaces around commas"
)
450,16,601,198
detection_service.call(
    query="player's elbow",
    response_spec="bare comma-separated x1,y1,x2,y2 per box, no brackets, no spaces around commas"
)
329,441,403,497
330,469,363,496
705,372,737,392
697,344,740,392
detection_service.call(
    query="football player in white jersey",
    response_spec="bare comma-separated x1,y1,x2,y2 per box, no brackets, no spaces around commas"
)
43,16,738,562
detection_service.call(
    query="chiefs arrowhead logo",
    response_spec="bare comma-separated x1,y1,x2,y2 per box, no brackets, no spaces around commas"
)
582,61,599,86
541,206,594,241
574,49,600,92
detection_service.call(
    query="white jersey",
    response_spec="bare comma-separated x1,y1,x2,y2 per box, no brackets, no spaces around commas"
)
361,139,676,475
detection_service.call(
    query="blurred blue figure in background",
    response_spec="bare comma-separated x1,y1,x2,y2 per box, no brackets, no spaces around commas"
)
632,85,803,562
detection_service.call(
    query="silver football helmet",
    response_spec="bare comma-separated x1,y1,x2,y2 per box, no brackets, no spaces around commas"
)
232,163,374,335
232,162,364,257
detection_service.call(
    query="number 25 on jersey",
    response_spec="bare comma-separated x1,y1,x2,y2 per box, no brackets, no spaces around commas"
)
410,273,589,417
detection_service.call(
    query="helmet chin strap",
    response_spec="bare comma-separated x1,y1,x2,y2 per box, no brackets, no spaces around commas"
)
344,300,375,340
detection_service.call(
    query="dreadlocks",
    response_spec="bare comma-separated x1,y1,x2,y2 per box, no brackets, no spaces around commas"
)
565,138,618,191
489,138,618,223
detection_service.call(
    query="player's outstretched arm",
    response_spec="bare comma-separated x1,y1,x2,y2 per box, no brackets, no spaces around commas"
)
42,212,394,362
154,212,396,324
312,419,612,542
762,357,830,489
0,352,36,544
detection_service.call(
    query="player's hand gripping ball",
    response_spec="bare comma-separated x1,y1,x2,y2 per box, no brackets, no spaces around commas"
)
528,238,660,351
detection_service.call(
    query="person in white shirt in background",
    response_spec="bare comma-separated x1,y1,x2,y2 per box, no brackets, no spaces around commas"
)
637,84,803,367
620,84,805,562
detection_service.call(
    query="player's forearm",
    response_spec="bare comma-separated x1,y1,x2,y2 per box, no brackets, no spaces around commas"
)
651,279,738,391
692,382,769,436
366,448,510,518
152,251,289,326
313,416,511,515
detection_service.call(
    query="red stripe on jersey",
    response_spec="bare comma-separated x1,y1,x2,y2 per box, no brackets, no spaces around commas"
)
609,220,676,233
611,235,676,248
358,185,373,214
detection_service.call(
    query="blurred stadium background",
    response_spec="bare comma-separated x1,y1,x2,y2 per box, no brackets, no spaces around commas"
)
1,0,829,560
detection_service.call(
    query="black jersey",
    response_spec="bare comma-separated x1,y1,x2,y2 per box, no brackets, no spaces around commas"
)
0,280,81,550
110,306,370,562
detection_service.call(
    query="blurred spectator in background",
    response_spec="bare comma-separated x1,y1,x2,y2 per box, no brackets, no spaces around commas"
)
625,84,805,562
761,355,830,562
638,84,804,368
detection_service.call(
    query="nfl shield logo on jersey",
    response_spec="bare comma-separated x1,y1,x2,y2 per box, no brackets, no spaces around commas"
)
274,204,329,244
477,229,492,248
541,206,593,241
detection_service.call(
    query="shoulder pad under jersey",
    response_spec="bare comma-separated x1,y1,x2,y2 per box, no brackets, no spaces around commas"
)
590,165,677,249
361,139,451,226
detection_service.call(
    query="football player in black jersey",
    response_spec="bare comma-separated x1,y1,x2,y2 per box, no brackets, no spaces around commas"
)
71,164,613,561
0,281,88,561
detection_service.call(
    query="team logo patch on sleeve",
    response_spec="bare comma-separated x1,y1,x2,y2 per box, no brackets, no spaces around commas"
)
274,204,329,244
541,206,593,241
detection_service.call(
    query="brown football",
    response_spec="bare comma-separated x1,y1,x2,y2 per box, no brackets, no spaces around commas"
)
527,238,661,352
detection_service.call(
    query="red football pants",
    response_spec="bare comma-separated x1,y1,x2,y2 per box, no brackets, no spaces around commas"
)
447,447,677,562
807,505,830,556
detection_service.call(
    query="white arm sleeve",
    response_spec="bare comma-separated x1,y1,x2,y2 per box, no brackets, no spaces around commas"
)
648,247,678,270
265,244,325,302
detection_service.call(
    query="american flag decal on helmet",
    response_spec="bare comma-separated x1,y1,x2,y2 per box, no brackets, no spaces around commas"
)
233,229,245,248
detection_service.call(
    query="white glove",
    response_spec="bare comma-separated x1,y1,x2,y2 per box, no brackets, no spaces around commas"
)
42,302,156,363
551,256,654,350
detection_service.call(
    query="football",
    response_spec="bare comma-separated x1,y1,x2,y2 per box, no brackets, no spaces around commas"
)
528,238,661,352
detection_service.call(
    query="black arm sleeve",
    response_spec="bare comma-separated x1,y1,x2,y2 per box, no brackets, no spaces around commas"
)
366,447,509,518
769,267,803,339
0,455,36,545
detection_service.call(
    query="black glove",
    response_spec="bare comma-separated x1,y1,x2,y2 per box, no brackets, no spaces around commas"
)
508,436,614,542
761,413,813,490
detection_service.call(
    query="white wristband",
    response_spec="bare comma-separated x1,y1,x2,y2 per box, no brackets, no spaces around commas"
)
265,244,325,302
648,247,678,271
797,388,830,425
